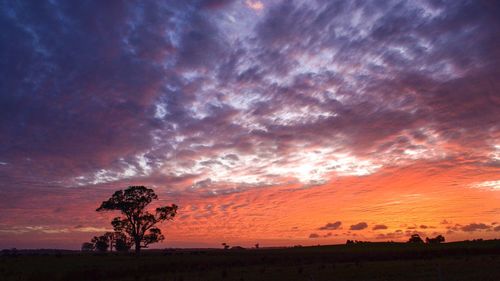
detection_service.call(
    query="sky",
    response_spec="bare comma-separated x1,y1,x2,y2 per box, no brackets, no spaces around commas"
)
0,0,499,249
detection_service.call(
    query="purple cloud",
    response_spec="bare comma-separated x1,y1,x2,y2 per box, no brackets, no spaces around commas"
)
318,221,342,230
309,233,320,239
461,223,491,232
373,224,388,230
350,222,368,231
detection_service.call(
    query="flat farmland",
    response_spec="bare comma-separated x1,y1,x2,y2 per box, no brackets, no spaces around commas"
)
1,240,499,281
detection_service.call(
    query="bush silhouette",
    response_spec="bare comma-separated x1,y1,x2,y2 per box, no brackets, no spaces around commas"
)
81,242,94,252
408,234,424,243
426,235,445,244
91,235,110,252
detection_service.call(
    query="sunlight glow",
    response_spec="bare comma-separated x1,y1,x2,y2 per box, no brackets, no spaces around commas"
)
472,180,500,190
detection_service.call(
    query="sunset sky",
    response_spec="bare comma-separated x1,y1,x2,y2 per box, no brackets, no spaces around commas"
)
1,0,499,249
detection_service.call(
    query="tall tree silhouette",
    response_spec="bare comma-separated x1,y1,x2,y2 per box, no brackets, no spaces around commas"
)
96,186,178,255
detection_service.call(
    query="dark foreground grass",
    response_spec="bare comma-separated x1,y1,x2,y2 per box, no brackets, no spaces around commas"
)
1,240,499,281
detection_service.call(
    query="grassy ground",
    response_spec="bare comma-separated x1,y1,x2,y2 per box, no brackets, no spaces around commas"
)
1,240,499,281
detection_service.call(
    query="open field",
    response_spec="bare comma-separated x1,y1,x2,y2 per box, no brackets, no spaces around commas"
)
1,240,499,281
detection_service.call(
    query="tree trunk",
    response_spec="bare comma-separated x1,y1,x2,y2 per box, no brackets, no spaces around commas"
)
134,239,141,256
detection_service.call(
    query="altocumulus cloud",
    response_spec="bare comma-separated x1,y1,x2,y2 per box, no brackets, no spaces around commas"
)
318,221,342,230
460,223,491,232
350,222,368,231
0,0,499,195
372,224,388,230
309,233,320,239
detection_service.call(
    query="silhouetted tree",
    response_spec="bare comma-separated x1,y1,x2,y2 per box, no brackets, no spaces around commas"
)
255,243,259,249
222,243,230,250
84,231,131,252
96,186,178,255
114,232,133,252
81,242,94,252
91,235,110,252
408,234,424,243
426,235,445,244
103,232,116,252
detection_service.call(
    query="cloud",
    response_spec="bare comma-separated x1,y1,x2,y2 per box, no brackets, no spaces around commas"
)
372,224,388,230
350,222,368,231
245,0,263,11
73,226,111,233
461,223,491,232
1,0,499,192
309,233,320,239
199,0,234,10
375,230,406,240
318,221,342,230
471,180,500,190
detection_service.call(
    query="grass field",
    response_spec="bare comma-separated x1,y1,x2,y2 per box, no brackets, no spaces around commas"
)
1,240,499,281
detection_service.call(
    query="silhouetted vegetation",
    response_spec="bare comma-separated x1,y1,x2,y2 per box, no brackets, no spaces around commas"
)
426,234,445,244
94,186,178,255
84,232,133,253
2,240,500,281
114,232,133,252
80,242,94,252
408,234,424,243
91,234,110,252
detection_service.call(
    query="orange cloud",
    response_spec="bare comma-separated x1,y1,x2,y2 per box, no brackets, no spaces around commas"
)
154,159,499,247
246,0,264,11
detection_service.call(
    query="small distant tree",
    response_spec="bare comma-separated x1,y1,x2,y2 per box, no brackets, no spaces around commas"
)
96,186,178,256
81,242,95,252
222,243,230,250
255,243,259,249
1,248,18,257
426,235,445,244
92,235,110,252
408,234,424,243
114,232,133,252
103,232,116,252
436,234,445,243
